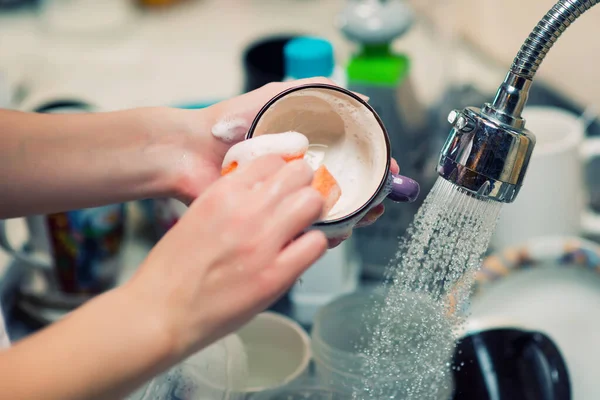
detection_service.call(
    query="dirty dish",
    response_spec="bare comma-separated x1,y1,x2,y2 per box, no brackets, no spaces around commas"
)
234,311,311,394
128,312,310,399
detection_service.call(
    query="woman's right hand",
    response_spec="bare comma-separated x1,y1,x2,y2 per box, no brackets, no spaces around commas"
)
127,154,327,361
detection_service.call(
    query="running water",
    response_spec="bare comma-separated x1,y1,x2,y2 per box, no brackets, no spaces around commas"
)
355,178,503,399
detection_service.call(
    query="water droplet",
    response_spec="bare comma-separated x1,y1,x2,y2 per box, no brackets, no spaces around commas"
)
351,178,502,399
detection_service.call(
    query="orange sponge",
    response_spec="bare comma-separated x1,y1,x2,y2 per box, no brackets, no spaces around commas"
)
311,165,342,218
221,152,306,176
221,152,341,219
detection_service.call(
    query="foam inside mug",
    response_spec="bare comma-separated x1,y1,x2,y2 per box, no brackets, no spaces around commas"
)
251,87,388,221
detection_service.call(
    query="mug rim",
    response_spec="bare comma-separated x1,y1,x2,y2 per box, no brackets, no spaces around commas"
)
245,83,392,225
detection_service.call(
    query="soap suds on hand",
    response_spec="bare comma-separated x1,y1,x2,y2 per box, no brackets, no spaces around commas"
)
211,117,250,144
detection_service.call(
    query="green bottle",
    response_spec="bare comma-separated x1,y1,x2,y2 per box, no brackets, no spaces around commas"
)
338,0,433,278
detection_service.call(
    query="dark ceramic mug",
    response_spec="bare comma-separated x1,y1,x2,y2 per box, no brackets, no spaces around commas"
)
453,326,571,400
246,83,419,238
242,35,299,93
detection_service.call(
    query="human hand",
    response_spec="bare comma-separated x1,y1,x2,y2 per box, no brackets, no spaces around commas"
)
168,78,348,204
163,77,398,248
129,155,327,359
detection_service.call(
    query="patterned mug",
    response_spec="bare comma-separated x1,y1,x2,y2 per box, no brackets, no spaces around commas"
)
0,99,126,295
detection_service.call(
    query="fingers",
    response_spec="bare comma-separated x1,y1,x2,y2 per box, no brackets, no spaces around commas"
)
226,77,342,120
278,77,369,102
391,158,400,175
279,76,338,89
265,186,324,249
324,203,385,250
260,230,328,294
224,154,286,189
327,230,352,249
258,159,314,204
356,203,385,228
208,77,369,147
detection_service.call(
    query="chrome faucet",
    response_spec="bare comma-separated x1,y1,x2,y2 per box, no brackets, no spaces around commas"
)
437,0,599,203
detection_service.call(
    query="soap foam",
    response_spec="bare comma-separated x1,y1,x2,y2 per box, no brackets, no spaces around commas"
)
222,131,310,169
221,88,387,222
211,116,250,144
281,90,387,220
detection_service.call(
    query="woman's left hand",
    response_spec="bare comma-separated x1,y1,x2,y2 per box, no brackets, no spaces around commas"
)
166,77,396,248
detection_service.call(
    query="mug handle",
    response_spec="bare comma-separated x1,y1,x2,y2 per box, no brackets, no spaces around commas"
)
580,137,600,236
0,219,52,270
387,173,420,202
516,331,571,399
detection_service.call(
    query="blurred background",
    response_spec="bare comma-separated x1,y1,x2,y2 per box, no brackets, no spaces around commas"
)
1,0,600,330
1,2,600,397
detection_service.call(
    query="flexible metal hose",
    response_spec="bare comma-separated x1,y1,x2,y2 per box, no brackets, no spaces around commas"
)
437,0,600,202
510,0,599,80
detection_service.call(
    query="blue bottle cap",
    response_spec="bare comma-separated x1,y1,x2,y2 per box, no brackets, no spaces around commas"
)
284,37,335,79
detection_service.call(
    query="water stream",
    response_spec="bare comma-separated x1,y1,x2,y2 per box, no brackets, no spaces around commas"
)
356,178,503,399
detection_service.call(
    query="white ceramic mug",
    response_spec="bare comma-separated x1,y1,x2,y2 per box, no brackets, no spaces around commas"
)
129,312,311,400
234,312,311,396
492,106,600,250
246,84,420,239
127,333,249,400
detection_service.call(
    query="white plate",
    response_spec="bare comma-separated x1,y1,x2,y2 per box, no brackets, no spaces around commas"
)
468,236,600,400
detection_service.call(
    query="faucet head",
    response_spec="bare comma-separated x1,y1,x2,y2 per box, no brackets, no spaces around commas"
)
437,105,536,203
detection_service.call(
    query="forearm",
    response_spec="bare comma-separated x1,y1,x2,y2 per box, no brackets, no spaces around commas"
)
0,107,190,218
0,285,174,400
